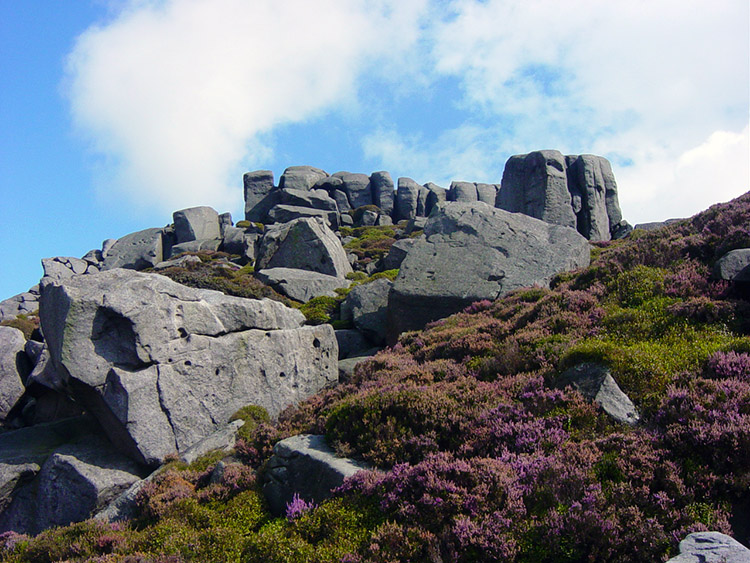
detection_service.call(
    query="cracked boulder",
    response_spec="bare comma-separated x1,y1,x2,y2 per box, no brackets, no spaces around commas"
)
387,201,590,342
39,269,338,467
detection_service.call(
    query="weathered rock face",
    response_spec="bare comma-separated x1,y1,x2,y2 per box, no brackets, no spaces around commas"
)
337,173,372,210
370,171,395,215
41,257,94,283
256,217,352,278
101,228,166,271
256,268,349,302
387,202,590,342
267,204,339,229
340,278,392,346
263,434,371,516
666,531,750,563
40,269,338,467
173,206,220,244
279,166,328,191
496,150,625,241
0,327,29,420
394,177,421,222
554,363,639,425
0,290,39,322
244,170,275,219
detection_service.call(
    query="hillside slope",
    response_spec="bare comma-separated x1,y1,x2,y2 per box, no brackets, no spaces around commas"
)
2,194,749,562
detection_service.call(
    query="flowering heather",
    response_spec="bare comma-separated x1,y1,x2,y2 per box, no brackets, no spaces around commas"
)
285,493,317,522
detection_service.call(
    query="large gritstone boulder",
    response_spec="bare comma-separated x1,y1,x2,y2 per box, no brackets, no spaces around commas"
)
370,171,395,216
39,269,338,467
387,202,590,342
496,150,625,241
336,172,372,210
256,217,352,278
244,170,275,219
666,531,750,563
256,268,350,302
279,166,328,191
172,206,221,243
394,177,421,222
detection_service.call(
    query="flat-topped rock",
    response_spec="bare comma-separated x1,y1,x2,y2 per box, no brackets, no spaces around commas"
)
173,206,220,243
256,268,350,302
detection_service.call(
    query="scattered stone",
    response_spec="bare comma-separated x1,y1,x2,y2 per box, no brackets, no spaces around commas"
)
340,279,392,345
394,177,420,222
610,219,633,240
179,419,245,465
267,204,339,229
0,327,29,420
101,228,166,271
173,206,221,244
666,531,750,563
714,249,750,282
0,292,38,322
387,202,590,342
169,239,222,257
263,434,371,516
279,166,328,191
256,218,352,278
40,269,338,467
554,363,639,425
152,254,203,271
41,257,89,283
338,353,377,383
221,225,247,255
256,268,350,302
370,171,395,215
277,188,338,212
244,170,276,220
405,216,427,234
359,209,379,227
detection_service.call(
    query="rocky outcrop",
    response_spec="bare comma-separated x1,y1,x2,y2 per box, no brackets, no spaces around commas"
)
394,177,420,222
101,228,167,271
387,201,590,342
553,363,639,425
39,269,338,467
256,217,352,278
173,207,220,243
263,434,371,516
0,288,39,322
370,171,395,215
666,531,750,563
496,150,626,241
244,170,275,219
279,166,328,191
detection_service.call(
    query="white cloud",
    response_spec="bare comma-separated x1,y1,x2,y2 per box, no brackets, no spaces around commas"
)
65,0,428,213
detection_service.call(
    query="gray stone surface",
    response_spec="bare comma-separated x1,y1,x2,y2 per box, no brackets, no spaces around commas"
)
39,269,338,467
424,182,447,217
279,166,328,191
497,150,577,230
476,183,499,205
666,532,750,563
0,292,38,322
416,185,429,216
634,219,683,231
359,209,379,227
244,170,275,220
219,212,233,236
381,238,416,270
555,363,639,425
332,189,352,214
169,239,222,257
101,228,165,271
566,154,623,241
179,419,244,465
387,202,590,342
714,249,750,282
448,181,478,203
335,329,371,360
267,204,338,229
41,257,90,283
152,254,203,271
395,177,420,222
263,434,371,516
338,173,372,209
338,353,377,383
370,171,395,215
340,279,392,345
173,206,220,244
221,226,247,256
256,268,349,302
34,436,144,533
25,345,66,393
0,327,29,420
256,218,352,278
277,188,338,212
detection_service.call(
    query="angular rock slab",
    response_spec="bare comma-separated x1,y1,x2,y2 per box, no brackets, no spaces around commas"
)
340,278,392,345
256,217,352,278
666,532,750,563
256,268,349,302
279,166,328,191
40,269,338,467
263,434,372,516
555,363,639,425
388,202,590,342
244,170,275,219
0,327,29,420
101,228,166,271
173,206,220,243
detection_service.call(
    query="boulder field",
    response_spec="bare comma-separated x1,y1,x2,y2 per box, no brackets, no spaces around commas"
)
2,150,746,546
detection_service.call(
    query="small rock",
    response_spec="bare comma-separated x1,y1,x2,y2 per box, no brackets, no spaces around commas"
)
666,531,750,563
714,249,750,282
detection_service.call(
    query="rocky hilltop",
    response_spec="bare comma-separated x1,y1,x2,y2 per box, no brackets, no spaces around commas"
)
0,151,748,562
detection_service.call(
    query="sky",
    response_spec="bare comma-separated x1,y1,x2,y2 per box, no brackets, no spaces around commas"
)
0,0,748,301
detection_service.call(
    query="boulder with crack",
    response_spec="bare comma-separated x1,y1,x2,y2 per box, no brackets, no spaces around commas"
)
40,269,338,467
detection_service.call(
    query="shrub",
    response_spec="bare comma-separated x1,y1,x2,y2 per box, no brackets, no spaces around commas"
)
230,404,271,441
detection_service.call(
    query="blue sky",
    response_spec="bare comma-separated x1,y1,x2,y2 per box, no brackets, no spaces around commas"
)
1,0,748,300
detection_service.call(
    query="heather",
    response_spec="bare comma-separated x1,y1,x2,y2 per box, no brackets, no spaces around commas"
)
4,194,750,561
